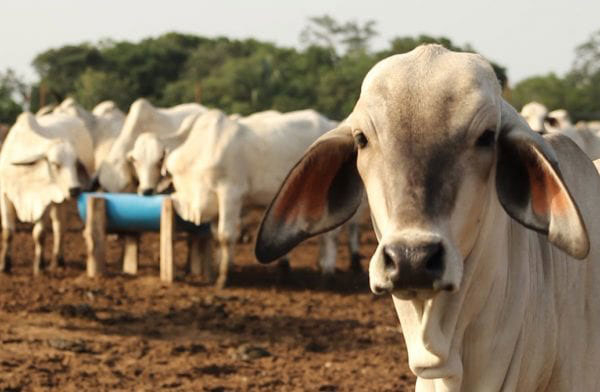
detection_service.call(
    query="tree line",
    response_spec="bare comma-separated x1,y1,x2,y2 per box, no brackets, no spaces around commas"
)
0,17,597,124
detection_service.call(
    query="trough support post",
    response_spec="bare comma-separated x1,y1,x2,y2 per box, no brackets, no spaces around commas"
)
123,234,139,275
84,196,106,278
160,197,174,283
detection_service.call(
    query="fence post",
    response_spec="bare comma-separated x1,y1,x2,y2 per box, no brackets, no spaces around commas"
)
84,196,106,277
160,197,174,283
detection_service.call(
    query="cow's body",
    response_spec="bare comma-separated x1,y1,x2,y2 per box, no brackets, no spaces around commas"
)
168,109,363,288
0,112,94,275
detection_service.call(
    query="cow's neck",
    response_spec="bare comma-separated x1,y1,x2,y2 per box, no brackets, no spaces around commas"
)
391,196,542,390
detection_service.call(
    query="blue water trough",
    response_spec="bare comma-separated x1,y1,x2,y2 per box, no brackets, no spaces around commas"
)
77,192,210,234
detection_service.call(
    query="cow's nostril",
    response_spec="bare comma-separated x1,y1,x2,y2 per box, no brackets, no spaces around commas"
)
383,246,397,270
424,243,444,275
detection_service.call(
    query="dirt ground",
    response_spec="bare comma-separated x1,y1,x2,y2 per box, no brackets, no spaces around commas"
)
0,201,416,391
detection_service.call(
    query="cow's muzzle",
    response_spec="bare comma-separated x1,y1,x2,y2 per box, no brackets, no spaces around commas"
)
370,239,451,296
140,188,154,196
69,187,82,198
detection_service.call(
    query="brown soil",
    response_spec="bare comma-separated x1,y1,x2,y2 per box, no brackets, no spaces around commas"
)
0,201,416,391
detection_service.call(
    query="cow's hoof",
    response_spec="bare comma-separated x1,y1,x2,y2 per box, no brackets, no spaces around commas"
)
350,253,363,273
215,276,227,290
1,257,12,274
320,273,336,289
49,256,64,270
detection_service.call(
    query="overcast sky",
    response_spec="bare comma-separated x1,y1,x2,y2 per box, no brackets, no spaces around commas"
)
1,0,599,85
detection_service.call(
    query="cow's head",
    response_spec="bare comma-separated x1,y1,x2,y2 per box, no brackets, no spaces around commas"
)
256,44,588,300
12,140,86,199
128,133,165,195
520,101,549,133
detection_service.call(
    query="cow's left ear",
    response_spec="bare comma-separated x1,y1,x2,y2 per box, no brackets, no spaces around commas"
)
255,125,364,263
496,100,589,259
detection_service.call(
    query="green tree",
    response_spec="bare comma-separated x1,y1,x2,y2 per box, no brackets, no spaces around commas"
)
0,69,25,124
74,68,133,110
32,44,103,103
509,73,569,111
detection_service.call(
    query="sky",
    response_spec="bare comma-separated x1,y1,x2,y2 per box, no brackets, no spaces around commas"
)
1,0,599,85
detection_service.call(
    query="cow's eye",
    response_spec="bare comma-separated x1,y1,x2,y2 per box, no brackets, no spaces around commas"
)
354,132,368,148
475,129,495,148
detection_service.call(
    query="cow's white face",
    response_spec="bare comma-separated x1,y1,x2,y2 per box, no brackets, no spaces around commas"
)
520,102,548,133
97,159,134,193
46,141,83,199
128,134,165,195
346,49,501,299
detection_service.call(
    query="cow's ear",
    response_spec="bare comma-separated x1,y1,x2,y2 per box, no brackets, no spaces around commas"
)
255,125,363,263
11,151,46,166
496,100,589,259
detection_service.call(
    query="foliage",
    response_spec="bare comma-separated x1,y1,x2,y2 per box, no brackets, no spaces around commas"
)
0,69,24,124
510,29,600,121
27,19,514,121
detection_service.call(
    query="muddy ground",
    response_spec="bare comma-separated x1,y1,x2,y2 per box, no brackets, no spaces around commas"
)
0,201,415,391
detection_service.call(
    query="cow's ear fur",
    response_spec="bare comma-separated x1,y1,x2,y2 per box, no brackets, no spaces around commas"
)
255,126,363,263
496,100,589,259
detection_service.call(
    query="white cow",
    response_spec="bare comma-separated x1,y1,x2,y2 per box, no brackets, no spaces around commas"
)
0,112,94,275
129,110,283,196
127,111,203,195
97,98,206,193
257,45,600,390
53,98,125,173
166,109,363,288
521,102,600,160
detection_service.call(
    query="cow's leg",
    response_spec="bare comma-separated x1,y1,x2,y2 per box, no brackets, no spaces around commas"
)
0,195,16,273
49,203,66,269
318,228,339,276
347,221,362,273
188,231,214,280
215,188,242,289
32,218,47,276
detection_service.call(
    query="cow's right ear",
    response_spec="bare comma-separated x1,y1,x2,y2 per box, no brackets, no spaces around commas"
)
11,151,46,166
255,125,363,263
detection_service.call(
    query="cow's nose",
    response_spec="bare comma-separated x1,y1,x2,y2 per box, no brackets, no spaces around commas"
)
141,188,154,196
69,187,82,198
382,241,444,291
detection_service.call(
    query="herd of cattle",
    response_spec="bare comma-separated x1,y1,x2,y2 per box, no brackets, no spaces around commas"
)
0,96,364,287
2,44,600,390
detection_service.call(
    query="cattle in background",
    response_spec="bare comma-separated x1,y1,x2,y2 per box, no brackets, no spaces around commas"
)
53,98,125,174
521,101,600,160
257,45,600,390
166,109,364,288
97,98,206,193
0,112,94,275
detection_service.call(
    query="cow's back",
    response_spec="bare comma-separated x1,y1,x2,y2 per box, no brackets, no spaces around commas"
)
242,110,338,205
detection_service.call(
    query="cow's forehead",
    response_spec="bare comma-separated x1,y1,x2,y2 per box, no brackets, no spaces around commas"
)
357,45,500,135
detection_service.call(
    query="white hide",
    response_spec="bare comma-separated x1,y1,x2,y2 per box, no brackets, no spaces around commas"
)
53,98,125,172
0,112,94,222
521,102,600,160
97,98,206,192
167,109,338,225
